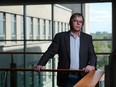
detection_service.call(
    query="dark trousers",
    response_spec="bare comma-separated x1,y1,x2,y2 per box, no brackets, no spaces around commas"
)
66,73,81,87
58,73,81,87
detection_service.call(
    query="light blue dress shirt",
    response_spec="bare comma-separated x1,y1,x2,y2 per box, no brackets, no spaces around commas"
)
70,32,80,70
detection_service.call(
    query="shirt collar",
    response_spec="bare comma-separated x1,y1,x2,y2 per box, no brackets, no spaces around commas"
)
70,31,81,37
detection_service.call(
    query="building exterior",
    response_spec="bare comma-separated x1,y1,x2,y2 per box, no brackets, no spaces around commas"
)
0,4,72,87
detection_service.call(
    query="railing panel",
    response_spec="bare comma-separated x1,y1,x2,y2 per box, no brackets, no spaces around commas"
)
0,68,84,87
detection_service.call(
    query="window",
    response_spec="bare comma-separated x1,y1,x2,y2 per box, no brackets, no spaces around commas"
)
21,16,24,40
0,12,5,44
28,17,33,40
64,23,66,31
11,14,16,41
48,20,51,39
42,19,46,39
57,22,60,33
35,18,40,39
61,22,63,32
85,3,112,70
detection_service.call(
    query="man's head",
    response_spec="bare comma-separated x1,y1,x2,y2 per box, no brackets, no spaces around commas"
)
69,13,84,32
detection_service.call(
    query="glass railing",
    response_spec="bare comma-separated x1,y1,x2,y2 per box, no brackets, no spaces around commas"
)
0,68,85,87
0,68,104,87
0,52,106,87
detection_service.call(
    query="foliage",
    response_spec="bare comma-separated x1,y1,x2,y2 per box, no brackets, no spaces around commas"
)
91,32,112,70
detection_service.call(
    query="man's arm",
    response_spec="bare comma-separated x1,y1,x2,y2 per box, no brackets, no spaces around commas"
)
83,36,97,72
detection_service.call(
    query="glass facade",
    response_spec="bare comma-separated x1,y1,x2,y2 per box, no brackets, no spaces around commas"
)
0,3,112,87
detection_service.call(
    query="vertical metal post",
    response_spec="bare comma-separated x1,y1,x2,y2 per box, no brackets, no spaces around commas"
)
3,71,8,87
23,1,26,87
111,2,116,87
10,54,17,87
51,4,55,87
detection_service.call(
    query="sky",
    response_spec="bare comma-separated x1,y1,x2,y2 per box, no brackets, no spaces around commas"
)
89,3,112,33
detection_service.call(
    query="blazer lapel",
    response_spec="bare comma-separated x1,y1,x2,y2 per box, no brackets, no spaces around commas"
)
80,32,86,57
79,32,85,67
65,31,70,58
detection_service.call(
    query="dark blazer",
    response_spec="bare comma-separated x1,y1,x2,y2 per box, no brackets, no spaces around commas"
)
38,30,97,86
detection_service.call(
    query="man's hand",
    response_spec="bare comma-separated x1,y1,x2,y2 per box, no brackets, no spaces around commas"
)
83,65,95,72
33,65,43,72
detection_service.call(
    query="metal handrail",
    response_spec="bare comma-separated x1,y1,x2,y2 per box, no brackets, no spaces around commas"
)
0,52,44,54
0,68,84,72
0,52,111,55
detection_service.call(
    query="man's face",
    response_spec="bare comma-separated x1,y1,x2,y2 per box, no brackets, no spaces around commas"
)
70,16,83,32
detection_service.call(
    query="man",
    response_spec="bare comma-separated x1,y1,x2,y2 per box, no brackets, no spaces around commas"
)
34,13,97,87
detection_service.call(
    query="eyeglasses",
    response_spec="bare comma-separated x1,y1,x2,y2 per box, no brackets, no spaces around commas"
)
72,19,83,24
